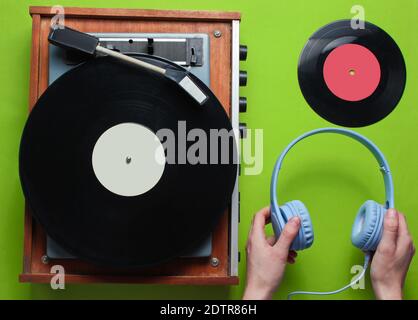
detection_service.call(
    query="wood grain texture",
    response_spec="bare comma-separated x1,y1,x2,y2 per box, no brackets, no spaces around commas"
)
29,6,241,22
19,273,239,285
22,7,238,285
28,14,40,110
23,13,41,274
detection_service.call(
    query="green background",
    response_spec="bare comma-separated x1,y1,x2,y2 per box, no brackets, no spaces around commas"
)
1,0,417,300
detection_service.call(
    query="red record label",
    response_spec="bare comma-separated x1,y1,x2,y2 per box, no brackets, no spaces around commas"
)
323,44,381,102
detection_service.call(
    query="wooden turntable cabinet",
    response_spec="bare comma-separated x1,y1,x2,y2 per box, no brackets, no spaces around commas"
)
20,6,246,285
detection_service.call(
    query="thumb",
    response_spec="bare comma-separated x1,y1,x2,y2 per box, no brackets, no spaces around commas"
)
378,209,399,254
274,217,300,256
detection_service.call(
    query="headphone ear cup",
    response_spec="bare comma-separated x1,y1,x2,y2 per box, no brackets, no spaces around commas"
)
279,200,314,251
351,200,385,251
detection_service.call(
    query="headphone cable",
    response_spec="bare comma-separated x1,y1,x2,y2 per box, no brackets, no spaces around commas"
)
287,253,371,300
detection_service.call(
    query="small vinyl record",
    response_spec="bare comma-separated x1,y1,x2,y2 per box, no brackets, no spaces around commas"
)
298,19,406,127
19,55,237,268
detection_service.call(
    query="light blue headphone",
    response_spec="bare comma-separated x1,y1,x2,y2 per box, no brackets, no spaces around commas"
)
270,128,395,299
271,128,394,253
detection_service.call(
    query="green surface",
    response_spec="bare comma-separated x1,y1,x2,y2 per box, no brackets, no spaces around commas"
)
0,0,417,300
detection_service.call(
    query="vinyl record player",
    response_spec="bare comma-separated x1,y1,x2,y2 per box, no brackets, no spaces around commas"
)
20,6,247,285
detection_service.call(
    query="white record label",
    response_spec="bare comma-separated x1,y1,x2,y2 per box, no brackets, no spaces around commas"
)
92,123,166,197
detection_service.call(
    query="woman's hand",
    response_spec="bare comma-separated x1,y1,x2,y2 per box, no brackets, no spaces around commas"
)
371,209,415,300
243,207,300,300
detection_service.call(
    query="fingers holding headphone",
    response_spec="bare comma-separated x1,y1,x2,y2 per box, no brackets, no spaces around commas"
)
371,209,415,300
246,207,272,256
267,235,298,263
274,217,300,262
378,210,414,257
397,213,415,259
243,208,299,300
249,207,271,242
378,209,399,255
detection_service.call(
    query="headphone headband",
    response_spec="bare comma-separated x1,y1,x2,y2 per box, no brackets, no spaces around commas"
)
270,128,394,211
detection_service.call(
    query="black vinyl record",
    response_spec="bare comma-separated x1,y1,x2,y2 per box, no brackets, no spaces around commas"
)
19,55,237,267
298,19,406,127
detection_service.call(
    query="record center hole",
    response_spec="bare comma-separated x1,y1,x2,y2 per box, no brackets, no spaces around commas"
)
348,69,356,76
128,39,133,44
126,156,132,164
